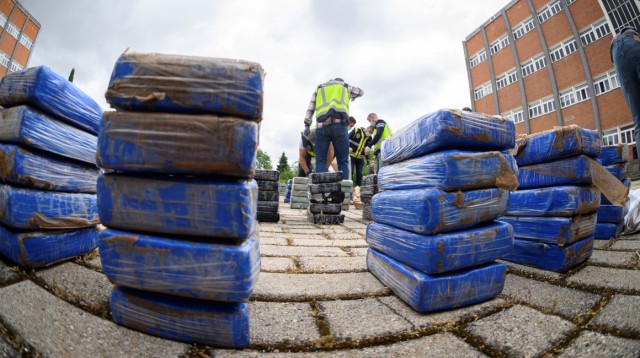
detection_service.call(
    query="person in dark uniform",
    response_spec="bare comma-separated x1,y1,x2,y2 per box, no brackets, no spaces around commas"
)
347,116,371,186
299,127,334,177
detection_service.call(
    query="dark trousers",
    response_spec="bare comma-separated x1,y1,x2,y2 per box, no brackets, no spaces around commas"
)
297,152,313,177
612,32,640,159
350,156,365,186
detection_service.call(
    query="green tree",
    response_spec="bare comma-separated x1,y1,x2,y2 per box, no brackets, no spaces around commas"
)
256,149,273,170
276,152,290,173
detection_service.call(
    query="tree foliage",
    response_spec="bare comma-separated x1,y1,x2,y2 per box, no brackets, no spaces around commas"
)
276,152,290,173
256,149,273,170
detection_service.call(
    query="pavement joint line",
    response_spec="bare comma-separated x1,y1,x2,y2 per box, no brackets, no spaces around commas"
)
452,326,509,358
290,256,303,273
249,290,392,303
540,326,584,357
0,314,39,357
496,293,603,327
339,247,355,257
309,300,333,349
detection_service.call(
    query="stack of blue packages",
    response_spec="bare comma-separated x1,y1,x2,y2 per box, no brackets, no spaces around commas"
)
284,178,292,203
595,144,630,239
367,109,517,313
500,125,600,272
97,52,264,348
255,169,280,223
0,67,102,268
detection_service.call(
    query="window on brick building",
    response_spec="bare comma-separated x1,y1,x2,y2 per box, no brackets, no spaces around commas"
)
522,54,546,77
469,50,487,68
6,22,19,39
580,19,611,47
0,52,9,67
474,82,493,100
529,97,555,119
602,128,619,145
610,71,620,89
560,89,576,108
513,17,535,39
538,0,563,24
575,83,590,102
9,61,22,72
19,35,32,50
620,125,635,144
593,71,620,96
550,38,577,62
0,13,6,28
565,0,576,5
490,35,510,55
550,44,565,62
496,69,518,89
502,108,525,124
602,0,640,34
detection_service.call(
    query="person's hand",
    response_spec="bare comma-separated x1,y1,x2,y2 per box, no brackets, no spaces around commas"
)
369,162,374,170
364,147,370,155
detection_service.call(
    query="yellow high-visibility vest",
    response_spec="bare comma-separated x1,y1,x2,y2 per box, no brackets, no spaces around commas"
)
315,83,350,120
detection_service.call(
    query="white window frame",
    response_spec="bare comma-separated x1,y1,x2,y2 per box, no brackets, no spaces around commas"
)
474,82,493,100
0,52,9,67
9,61,22,72
560,88,575,108
528,97,555,119
19,34,32,50
6,22,19,39
502,108,525,124
549,38,577,62
496,69,518,90
565,0,576,5
580,19,611,47
490,34,510,55
0,13,6,28
620,124,635,144
538,0,562,24
602,128,619,146
513,18,535,40
575,83,590,102
469,50,487,68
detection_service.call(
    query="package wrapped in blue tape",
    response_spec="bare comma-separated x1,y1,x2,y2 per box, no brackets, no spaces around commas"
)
380,109,515,165
602,178,631,204
97,174,257,238
498,213,596,246
596,205,624,223
110,286,249,347
366,221,513,274
604,162,628,180
378,150,519,192
512,125,600,166
0,106,97,164
0,184,98,229
105,52,264,120
597,144,629,166
0,144,99,193
502,236,593,272
0,66,103,134
367,249,505,313
594,222,624,239
506,186,600,217
97,111,258,177
0,224,98,268
371,187,508,234
99,229,260,302
517,155,592,189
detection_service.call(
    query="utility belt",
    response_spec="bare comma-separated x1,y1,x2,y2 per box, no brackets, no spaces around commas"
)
316,116,347,128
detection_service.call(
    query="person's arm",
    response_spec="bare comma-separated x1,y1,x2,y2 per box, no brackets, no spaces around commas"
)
368,121,385,148
304,90,317,126
348,85,364,101
299,148,310,175
327,143,335,168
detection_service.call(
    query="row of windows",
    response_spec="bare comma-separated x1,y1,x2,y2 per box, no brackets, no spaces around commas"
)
502,109,524,124
496,69,517,89
549,38,577,62
603,0,640,34
529,97,556,118
603,125,635,146
522,55,546,77
513,18,535,39
0,51,23,72
469,50,487,68
474,82,493,100
538,0,563,24
19,34,32,50
490,35,510,55
0,11,34,50
580,20,611,47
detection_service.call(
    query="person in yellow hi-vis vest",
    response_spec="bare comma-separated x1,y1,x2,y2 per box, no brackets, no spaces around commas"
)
364,113,392,174
347,116,371,186
299,127,334,177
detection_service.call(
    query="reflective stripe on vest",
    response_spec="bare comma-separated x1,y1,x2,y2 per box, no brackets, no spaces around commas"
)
350,127,368,158
300,130,315,157
315,83,350,119
372,124,392,151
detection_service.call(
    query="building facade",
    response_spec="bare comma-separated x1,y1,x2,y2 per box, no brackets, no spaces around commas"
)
464,0,640,158
0,0,38,78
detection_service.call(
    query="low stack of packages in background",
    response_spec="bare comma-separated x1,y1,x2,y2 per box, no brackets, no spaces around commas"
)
367,109,517,312
255,169,280,223
361,174,378,221
96,52,264,348
595,144,630,240
500,126,604,272
284,178,292,203
341,180,353,210
0,66,102,268
278,181,287,197
307,172,345,224
290,177,309,209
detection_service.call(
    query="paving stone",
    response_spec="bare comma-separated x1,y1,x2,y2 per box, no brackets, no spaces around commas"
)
567,266,640,292
290,239,368,247
261,257,296,272
258,237,288,246
0,258,22,285
252,272,390,301
588,250,636,267
342,221,368,230
0,281,187,357
258,231,289,239
348,248,369,257
465,305,576,358
259,245,348,257
249,301,320,346
321,227,352,234
34,262,113,316
619,232,640,240
591,295,640,334
259,226,285,233
592,240,612,249
610,240,640,250
326,232,363,240
298,257,367,273
318,298,413,341
498,260,563,281
0,336,19,357
287,228,325,235
556,330,640,358
501,274,600,319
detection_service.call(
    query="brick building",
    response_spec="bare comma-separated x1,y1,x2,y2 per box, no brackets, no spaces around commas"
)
0,0,38,78
464,0,640,158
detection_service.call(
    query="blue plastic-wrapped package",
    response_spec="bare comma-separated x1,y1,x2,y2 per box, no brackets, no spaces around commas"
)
594,222,624,239
97,111,258,177
0,224,98,268
0,144,99,193
380,109,515,165
596,205,624,223
110,286,249,347
602,178,631,204
371,188,508,234
598,144,629,166
366,221,513,274
604,162,628,180
0,106,97,164
506,186,600,217
502,236,593,272
367,249,506,313
99,229,260,302
498,213,596,245
0,66,103,134
105,52,264,120
0,184,98,229
97,174,257,238
378,150,518,192
512,125,600,166
517,155,592,189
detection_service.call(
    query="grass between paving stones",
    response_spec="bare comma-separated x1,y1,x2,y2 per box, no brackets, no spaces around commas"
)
74,249,103,273
0,316,39,357
182,344,210,358
0,263,27,288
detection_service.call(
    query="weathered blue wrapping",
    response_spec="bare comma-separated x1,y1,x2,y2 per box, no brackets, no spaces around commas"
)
602,178,631,204
105,52,264,120
502,236,594,272
97,111,258,177
513,125,600,166
517,155,592,189
0,106,97,164
597,144,629,166
110,286,249,347
0,144,99,193
380,109,515,165
367,249,506,313
366,221,513,274
506,186,600,217
99,229,260,302
0,224,99,268
0,66,103,134
97,174,257,238
498,213,596,246
371,187,508,235
0,184,98,229
378,150,519,192
594,222,624,239
604,162,628,180
596,205,624,223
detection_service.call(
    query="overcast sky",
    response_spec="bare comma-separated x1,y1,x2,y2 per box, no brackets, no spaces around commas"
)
21,0,502,166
